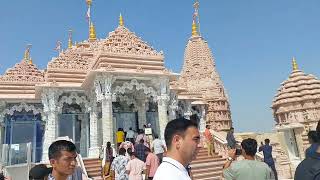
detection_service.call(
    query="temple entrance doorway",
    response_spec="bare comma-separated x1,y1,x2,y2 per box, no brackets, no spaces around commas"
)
114,112,138,132
58,103,89,157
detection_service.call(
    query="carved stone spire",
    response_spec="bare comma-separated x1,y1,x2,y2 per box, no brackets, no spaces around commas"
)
174,1,232,131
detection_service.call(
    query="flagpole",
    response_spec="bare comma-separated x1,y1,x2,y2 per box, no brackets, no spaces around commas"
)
86,0,92,33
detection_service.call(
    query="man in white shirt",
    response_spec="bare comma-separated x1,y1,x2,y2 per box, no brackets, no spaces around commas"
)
126,127,135,144
153,118,201,180
152,134,166,163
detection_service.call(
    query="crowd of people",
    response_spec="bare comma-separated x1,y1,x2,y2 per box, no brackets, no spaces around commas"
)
26,119,320,180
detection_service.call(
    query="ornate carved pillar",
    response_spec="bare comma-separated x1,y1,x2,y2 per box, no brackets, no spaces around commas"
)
79,114,88,157
41,89,59,162
88,98,99,157
0,101,6,159
184,101,192,120
199,105,206,132
168,93,178,121
94,75,115,146
137,99,147,129
157,78,169,140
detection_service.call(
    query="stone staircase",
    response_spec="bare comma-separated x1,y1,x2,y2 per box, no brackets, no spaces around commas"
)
83,158,103,180
190,148,225,180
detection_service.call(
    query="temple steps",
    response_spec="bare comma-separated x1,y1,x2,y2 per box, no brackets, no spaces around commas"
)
83,158,103,179
190,148,225,180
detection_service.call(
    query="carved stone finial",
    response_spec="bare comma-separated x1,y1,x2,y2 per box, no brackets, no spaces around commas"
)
119,13,124,26
292,57,298,71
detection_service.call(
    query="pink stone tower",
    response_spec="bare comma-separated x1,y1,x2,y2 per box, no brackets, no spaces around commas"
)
173,15,232,131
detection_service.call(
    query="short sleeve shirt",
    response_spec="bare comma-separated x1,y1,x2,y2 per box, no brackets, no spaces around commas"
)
223,160,272,180
126,158,146,180
117,131,125,143
111,155,130,180
204,129,213,141
153,157,191,180
152,139,165,154
146,153,159,177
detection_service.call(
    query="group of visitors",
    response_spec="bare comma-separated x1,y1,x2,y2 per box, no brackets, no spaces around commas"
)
27,118,320,180
110,146,160,180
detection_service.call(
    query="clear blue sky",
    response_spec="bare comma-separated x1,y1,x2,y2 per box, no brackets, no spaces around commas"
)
1,0,320,133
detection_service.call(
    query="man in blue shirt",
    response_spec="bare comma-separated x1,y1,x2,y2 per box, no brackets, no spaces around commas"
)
259,139,278,180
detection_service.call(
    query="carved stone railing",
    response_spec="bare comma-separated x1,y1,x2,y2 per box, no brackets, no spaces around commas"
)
212,131,228,158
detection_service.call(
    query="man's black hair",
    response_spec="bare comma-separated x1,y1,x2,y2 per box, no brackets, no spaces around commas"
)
119,147,126,155
164,117,198,149
48,140,77,160
128,151,136,157
127,148,132,155
29,164,52,180
241,138,257,156
265,139,270,144
308,130,319,143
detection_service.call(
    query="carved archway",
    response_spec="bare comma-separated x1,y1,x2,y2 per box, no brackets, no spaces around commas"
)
113,79,158,100
0,102,43,122
58,92,90,113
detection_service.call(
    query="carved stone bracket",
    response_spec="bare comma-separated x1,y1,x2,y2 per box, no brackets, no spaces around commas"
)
41,88,62,114
94,74,116,102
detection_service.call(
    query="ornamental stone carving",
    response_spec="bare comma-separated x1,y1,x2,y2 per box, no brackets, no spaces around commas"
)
100,26,162,57
0,60,44,83
94,75,116,102
58,92,90,113
41,89,62,114
2,102,42,116
114,79,158,100
48,50,89,71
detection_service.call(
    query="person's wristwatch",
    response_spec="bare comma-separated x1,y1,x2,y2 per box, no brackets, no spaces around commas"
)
227,157,234,161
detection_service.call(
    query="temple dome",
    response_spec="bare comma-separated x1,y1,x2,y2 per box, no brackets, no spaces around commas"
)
272,70,320,107
271,59,320,130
